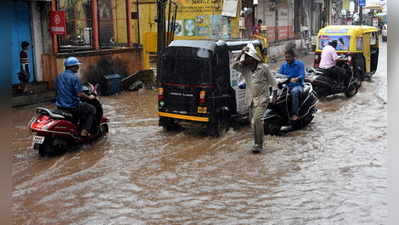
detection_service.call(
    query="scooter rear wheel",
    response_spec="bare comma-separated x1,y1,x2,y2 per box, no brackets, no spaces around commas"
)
38,139,52,157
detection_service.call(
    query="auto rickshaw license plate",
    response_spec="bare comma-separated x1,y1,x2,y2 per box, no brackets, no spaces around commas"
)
33,135,45,144
197,107,207,114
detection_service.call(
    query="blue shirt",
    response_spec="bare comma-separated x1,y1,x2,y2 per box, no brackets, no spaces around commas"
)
278,60,305,88
55,70,83,108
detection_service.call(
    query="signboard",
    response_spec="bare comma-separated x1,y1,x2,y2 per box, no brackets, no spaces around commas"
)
358,0,366,7
173,0,239,39
343,0,350,10
49,11,66,35
222,0,239,17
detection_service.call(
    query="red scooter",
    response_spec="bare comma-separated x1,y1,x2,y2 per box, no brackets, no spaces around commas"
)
29,83,109,156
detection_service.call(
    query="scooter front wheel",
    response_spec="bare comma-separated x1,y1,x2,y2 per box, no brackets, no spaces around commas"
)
344,83,359,98
264,121,281,135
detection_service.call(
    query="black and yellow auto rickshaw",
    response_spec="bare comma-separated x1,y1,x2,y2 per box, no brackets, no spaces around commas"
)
314,25,379,80
157,39,267,136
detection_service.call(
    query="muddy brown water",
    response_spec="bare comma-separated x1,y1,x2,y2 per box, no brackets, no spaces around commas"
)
12,44,387,225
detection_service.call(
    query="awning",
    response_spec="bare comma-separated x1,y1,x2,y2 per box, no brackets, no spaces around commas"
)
365,5,383,10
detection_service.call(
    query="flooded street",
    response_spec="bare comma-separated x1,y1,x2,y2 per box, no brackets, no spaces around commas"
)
12,43,387,225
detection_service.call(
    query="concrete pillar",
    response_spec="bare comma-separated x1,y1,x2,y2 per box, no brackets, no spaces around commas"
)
31,2,43,81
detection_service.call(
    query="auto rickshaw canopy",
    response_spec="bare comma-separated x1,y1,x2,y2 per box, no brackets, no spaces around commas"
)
316,25,379,53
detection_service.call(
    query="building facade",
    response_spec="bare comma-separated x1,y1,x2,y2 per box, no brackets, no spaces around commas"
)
6,0,144,92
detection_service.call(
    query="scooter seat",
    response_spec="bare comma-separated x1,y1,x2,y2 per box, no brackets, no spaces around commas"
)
315,68,327,75
52,109,74,120
35,107,74,120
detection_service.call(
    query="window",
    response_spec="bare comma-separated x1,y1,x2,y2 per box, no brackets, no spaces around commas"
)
98,0,128,48
370,32,377,45
356,37,363,51
318,35,350,51
56,0,132,52
57,0,93,51
160,48,212,84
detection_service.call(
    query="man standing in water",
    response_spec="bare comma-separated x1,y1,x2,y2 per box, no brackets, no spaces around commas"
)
233,44,277,153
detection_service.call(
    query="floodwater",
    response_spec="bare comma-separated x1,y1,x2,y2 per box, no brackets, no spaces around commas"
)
12,43,387,225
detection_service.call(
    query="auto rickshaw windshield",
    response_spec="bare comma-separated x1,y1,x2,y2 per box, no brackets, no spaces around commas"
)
160,47,212,85
318,35,350,51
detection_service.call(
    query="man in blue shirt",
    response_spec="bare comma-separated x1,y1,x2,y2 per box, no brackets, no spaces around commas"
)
278,48,305,121
56,57,96,137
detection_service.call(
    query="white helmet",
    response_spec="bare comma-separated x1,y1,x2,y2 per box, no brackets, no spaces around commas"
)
243,42,262,62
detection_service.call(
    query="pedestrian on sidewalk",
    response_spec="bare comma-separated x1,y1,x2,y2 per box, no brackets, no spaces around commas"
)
18,41,31,94
252,19,263,35
321,7,327,28
233,43,277,153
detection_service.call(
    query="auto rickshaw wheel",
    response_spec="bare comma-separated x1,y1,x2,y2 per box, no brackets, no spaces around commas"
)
161,118,181,132
207,116,229,137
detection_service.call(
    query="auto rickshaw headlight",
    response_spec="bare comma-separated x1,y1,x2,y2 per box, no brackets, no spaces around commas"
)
197,106,207,114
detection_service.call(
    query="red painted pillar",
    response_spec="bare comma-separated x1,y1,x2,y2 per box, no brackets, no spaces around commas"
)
92,0,99,49
51,0,58,54
126,0,132,46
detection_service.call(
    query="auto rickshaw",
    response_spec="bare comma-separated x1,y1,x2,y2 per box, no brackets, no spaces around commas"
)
157,39,267,137
313,25,379,80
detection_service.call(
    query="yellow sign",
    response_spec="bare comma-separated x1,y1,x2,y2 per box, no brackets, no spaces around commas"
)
343,0,350,10
172,0,239,39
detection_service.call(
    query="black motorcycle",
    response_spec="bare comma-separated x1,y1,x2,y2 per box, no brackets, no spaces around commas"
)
263,76,319,135
306,55,361,98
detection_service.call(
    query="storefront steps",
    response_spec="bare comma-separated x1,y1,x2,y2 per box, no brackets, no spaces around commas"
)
12,91,55,108
12,82,55,107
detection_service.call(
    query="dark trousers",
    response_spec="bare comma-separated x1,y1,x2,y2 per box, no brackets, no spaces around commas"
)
289,86,303,116
59,102,96,131
326,66,348,83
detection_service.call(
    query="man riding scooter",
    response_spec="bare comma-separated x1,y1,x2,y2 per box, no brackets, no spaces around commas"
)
278,47,305,121
55,57,96,137
319,40,349,84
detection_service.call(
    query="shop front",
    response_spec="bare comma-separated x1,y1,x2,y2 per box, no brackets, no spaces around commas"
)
42,0,144,89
